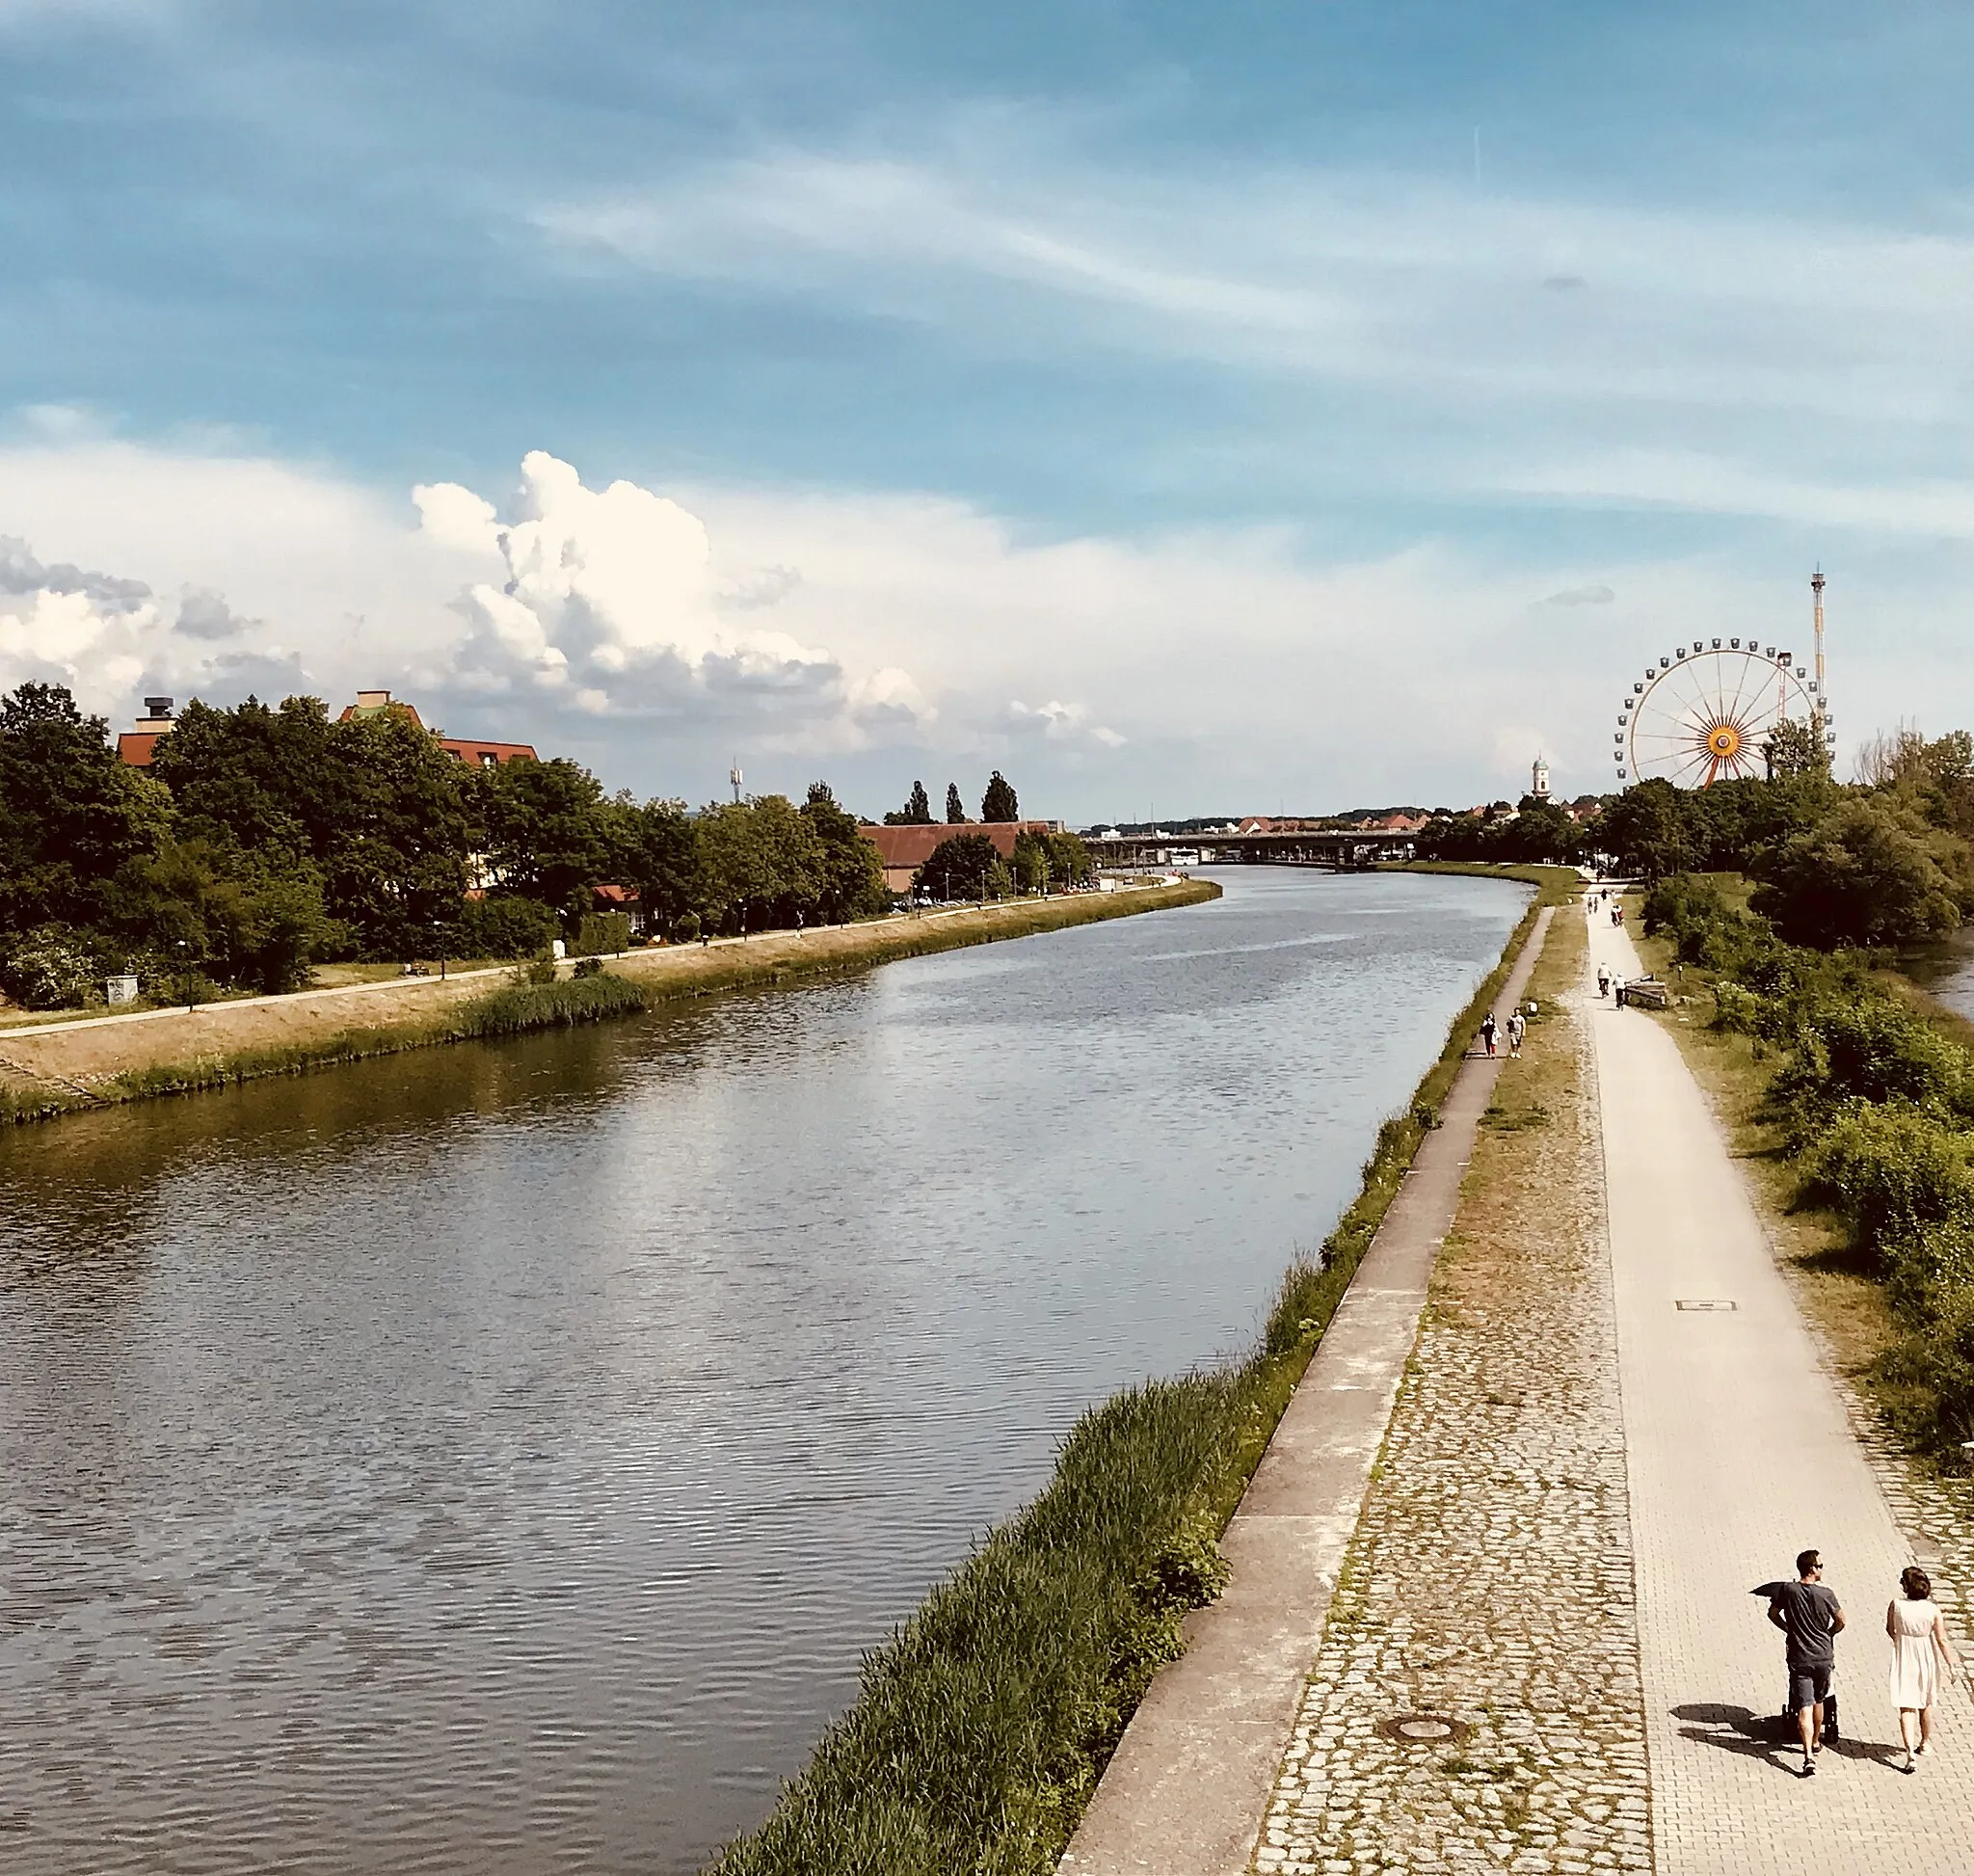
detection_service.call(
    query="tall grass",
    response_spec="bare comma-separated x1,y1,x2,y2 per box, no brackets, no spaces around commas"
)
707,883,1551,1875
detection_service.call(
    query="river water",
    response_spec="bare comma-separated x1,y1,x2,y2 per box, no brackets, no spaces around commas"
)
0,869,1527,1874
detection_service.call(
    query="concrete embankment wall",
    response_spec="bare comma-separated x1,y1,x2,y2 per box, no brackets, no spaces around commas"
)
0,881,1217,1124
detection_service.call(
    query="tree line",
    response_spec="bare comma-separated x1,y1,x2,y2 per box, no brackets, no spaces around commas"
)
884,770,1022,826
0,683,911,1007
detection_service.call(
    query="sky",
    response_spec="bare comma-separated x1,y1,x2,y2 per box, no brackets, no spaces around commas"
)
3,0,1973,821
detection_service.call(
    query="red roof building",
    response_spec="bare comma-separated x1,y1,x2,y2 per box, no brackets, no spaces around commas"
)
338,689,537,766
118,688,538,768
858,820,1058,894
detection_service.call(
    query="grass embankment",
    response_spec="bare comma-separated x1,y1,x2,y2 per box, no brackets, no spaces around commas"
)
0,883,1216,1127
1633,875,1974,1463
1381,860,1582,908
707,880,1557,1875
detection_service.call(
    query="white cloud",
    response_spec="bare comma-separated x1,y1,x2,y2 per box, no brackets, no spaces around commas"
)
2,432,1968,817
535,146,1974,431
412,450,936,751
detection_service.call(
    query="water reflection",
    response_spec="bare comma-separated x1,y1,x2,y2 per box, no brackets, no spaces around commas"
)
0,870,1526,1872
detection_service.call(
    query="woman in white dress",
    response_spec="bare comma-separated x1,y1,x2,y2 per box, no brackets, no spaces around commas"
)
1887,1565,1961,1770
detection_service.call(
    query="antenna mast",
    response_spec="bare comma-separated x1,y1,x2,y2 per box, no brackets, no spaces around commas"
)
730,759,744,804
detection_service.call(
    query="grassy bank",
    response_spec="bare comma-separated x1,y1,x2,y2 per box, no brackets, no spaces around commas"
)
0,883,1216,1127
1635,874,1974,1464
707,876,1556,1875
1380,859,1582,908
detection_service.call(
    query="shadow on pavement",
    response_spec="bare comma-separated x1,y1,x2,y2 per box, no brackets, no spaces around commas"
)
1672,1702,1907,1774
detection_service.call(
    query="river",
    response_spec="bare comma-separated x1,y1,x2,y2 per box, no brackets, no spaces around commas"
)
0,868,1527,1874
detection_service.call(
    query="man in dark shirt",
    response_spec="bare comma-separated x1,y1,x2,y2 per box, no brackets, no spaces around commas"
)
1768,1548,1845,1776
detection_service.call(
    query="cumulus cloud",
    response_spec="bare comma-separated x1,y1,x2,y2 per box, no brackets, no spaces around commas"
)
1006,697,1125,747
173,586,255,639
412,450,935,748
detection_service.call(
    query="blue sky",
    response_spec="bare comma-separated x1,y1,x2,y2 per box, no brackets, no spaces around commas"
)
3,1,1971,817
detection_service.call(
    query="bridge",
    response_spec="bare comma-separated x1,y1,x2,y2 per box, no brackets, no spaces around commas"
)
1084,827,1423,871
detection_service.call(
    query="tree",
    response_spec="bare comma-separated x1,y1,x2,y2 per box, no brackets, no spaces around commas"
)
803,783,889,921
980,770,1019,822
467,755,612,921
1599,779,1691,882
913,832,1006,901
604,794,700,931
695,796,825,932
108,837,333,992
883,780,934,826
323,708,471,953
1752,796,1969,950
945,783,967,824
1761,717,1831,781
0,682,168,932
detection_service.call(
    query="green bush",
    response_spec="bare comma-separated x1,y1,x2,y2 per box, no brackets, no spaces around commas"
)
1771,996,1968,1125
449,895,558,959
670,910,701,943
574,910,631,956
0,925,106,1009
1798,1104,1974,1262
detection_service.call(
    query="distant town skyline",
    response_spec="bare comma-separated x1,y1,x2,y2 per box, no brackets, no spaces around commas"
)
5,3,1973,819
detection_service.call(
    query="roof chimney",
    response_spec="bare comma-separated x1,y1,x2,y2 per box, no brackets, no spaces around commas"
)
143,696,173,718
355,688,392,710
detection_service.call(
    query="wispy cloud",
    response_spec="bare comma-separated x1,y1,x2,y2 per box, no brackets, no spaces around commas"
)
534,139,1974,444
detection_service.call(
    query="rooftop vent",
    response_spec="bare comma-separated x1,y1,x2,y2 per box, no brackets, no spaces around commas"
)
143,696,173,718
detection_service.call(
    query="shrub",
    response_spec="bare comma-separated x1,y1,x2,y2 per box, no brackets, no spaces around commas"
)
670,910,701,943
1,925,107,1008
1883,1219,1974,1327
1797,1104,1974,1261
572,955,602,978
1771,996,1968,1126
1877,1285,1974,1457
574,910,631,956
449,895,558,959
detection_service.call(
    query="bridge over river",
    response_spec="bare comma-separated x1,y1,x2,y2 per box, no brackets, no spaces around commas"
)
1085,827,1423,871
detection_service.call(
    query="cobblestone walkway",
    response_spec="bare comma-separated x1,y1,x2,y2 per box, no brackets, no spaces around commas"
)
1256,923,1653,1873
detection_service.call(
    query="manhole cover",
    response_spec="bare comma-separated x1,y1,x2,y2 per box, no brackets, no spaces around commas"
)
1675,1299,1737,1311
1376,1712,1472,1745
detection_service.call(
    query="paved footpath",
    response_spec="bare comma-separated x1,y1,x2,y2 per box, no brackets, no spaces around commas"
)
1061,907,1555,1876
1588,908,1974,1873
1254,913,1650,1873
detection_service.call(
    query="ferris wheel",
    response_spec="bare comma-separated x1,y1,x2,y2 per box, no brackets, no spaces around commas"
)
1614,636,1828,786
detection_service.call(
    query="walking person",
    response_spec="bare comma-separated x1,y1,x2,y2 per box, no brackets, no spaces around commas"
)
1507,1010,1525,1058
1769,1549,1845,1776
1480,1012,1498,1058
1597,964,1611,999
1888,1565,1961,1772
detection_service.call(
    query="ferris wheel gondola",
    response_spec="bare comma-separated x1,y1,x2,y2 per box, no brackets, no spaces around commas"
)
1614,637,1827,786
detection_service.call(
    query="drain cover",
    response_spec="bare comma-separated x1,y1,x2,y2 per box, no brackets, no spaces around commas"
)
1675,1299,1737,1311
1377,1712,1472,1745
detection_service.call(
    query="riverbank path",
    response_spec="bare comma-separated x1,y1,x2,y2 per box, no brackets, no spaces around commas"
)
1062,906,1556,1875
1588,907,1974,1873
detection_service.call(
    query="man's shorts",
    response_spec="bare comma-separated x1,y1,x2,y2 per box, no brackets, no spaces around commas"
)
1789,1664,1833,1711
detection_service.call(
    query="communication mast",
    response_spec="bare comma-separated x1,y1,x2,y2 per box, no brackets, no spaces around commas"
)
730,759,744,804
